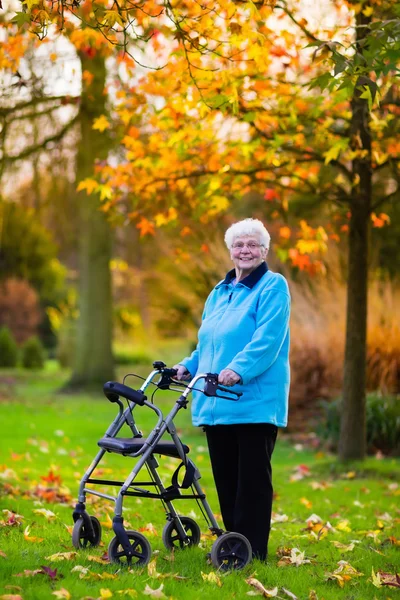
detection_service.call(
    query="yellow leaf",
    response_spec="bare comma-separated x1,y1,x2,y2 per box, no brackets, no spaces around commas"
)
76,178,98,195
92,115,110,132
330,541,355,553
370,567,382,588
362,6,373,16
99,590,113,599
32,509,56,521
100,513,113,529
45,552,77,562
201,571,222,587
23,0,39,9
337,520,352,533
300,497,312,509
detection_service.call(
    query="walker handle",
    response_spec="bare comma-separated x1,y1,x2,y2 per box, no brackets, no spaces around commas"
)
204,373,242,400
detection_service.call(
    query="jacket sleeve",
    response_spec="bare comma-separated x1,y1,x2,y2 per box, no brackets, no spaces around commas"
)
225,288,290,385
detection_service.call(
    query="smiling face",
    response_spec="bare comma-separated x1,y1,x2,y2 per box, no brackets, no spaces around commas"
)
230,234,267,277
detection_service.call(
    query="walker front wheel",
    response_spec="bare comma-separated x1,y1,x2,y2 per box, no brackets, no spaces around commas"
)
162,516,201,550
108,530,152,567
72,516,102,549
210,532,252,571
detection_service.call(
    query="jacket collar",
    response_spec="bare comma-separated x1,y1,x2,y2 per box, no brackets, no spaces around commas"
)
217,261,268,289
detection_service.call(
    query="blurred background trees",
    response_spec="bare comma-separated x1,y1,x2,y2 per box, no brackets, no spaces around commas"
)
0,0,399,458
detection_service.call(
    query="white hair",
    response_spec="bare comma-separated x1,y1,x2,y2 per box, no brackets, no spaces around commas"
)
224,218,271,250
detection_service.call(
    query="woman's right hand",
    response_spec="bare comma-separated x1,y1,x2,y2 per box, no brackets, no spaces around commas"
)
172,364,191,381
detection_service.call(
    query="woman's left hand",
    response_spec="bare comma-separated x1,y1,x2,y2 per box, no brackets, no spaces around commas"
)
218,369,241,386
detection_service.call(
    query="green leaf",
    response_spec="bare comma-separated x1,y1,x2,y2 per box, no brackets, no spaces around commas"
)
11,11,31,27
323,138,349,165
242,111,257,123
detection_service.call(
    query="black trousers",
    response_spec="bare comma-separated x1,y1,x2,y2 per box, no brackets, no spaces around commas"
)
205,423,278,560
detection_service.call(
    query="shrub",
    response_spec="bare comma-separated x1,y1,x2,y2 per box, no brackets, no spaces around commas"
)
319,394,400,456
21,336,45,369
0,327,18,367
0,279,41,344
114,348,152,366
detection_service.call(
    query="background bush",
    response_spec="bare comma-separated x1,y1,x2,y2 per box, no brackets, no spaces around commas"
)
0,326,18,367
21,336,45,369
318,393,400,456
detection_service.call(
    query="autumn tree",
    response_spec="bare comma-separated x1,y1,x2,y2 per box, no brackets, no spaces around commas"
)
84,0,399,459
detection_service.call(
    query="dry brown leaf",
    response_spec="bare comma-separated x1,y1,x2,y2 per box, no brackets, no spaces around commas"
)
282,588,298,600
142,584,166,598
277,548,311,567
245,577,278,597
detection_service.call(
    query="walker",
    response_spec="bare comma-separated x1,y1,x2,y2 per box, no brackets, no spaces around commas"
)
71,361,252,571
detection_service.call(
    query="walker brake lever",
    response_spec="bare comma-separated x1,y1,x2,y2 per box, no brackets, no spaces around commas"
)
157,367,178,390
204,373,242,400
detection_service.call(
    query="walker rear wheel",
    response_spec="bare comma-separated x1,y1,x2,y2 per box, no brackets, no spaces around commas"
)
72,515,102,549
162,516,201,550
210,532,252,571
108,530,151,567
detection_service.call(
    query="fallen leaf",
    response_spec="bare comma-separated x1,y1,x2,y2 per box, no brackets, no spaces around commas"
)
277,548,311,567
142,584,166,598
246,578,278,597
33,509,56,521
308,591,318,600
23,526,44,543
116,591,137,597
201,571,222,587
336,520,351,532
99,590,113,599
0,550,7,558
0,595,24,600
378,571,400,588
87,555,109,565
325,560,363,587
147,559,163,579
300,498,312,509
330,541,355,553
139,523,158,536
282,588,299,600
46,552,77,562
52,589,71,600
71,565,89,578
370,567,382,588
100,513,113,529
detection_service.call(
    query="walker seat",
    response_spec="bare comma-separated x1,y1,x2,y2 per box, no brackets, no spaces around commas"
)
98,437,190,458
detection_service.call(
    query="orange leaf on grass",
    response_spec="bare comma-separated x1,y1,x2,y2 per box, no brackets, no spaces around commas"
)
23,526,44,543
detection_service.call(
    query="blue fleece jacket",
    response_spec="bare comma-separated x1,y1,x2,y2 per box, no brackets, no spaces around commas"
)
180,261,290,427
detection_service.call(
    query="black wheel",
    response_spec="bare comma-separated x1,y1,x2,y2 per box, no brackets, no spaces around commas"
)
72,515,102,549
210,532,252,571
108,530,151,567
162,516,201,550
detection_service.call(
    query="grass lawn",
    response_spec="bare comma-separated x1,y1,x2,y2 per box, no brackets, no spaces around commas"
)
0,364,399,600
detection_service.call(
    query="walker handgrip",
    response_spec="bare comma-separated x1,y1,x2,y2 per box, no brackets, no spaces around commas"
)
203,373,242,398
103,382,146,406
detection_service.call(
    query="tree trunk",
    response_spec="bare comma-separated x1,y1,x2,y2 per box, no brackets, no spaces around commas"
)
68,51,114,389
338,7,372,460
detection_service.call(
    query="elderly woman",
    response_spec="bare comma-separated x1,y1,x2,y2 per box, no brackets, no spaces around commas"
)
174,218,290,561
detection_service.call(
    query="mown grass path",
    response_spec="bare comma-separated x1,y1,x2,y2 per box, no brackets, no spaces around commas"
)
0,367,399,600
